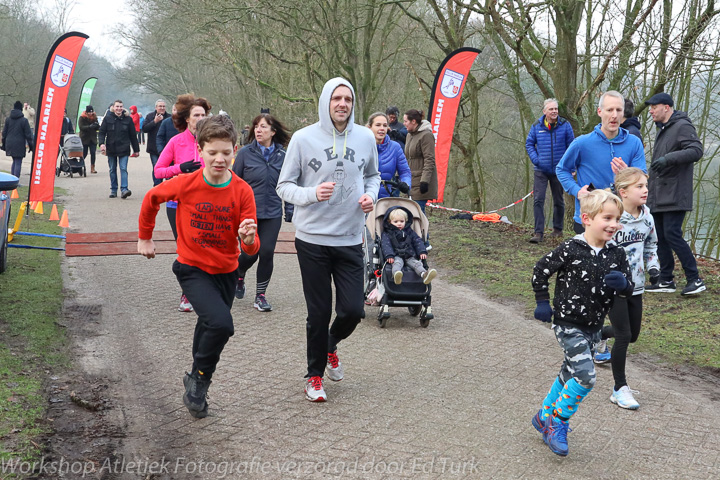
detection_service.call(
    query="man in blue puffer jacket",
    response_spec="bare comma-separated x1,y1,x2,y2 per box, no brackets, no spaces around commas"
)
525,98,575,243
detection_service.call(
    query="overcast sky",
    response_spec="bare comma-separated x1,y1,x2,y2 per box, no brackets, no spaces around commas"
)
39,0,133,66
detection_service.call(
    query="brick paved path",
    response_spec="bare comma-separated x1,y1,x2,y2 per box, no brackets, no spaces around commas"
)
42,151,720,479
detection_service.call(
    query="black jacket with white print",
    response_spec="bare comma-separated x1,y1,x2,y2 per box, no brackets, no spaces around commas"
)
532,234,633,332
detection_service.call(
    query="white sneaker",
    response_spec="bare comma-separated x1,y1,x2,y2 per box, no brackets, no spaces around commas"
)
393,270,403,284
304,376,326,402
326,350,344,381
178,294,193,312
421,269,437,285
610,385,640,410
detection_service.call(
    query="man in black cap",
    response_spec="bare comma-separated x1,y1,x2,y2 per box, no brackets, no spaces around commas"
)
644,92,705,295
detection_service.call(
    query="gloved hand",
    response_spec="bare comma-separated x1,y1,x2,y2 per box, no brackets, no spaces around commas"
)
398,182,410,194
130,152,140,158
420,182,429,194
284,212,293,223
179,160,202,173
650,156,669,175
604,271,629,292
534,300,553,323
647,267,660,285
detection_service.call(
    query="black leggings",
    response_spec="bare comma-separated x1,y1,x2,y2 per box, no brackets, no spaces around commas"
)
167,205,178,240
237,217,282,295
602,294,643,390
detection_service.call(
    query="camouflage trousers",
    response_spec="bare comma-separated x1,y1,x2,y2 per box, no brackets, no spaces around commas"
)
552,324,602,389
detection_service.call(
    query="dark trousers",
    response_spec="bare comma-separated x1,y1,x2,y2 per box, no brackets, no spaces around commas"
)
532,170,564,234
172,260,239,380
295,238,365,378
83,144,96,167
573,222,585,234
11,157,22,178
603,295,643,389
238,217,282,295
654,211,699,282
150,154,162,186
167,205,178,240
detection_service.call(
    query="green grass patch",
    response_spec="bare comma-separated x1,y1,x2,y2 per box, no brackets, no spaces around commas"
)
0,185,68,461
429,208,720,370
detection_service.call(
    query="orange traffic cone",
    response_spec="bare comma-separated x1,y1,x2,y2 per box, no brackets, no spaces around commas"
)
58,210,69,228
34,201,44,214
30,201,37,209
49,204,60,221
10,189,19,199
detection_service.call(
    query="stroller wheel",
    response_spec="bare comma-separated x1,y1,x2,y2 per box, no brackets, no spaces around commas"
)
83,167,87,177
377,305,390,328
56,167,60,177
420,317,430,328
69,169,73,178
379,316,388,328
408,305,422,316
419,306,433,328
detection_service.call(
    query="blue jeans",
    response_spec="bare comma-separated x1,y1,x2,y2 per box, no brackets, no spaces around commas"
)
150,154,162,186
11,157,22,178
108,155,129,194
533,170,564,234
654,211,699,282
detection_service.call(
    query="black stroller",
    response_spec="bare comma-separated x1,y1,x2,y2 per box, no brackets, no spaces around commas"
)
56,134,86,177
364,196,434,328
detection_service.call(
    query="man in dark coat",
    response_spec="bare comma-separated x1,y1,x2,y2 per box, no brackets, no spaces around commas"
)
142,99,171,186
98,99,140,199
385,106,407,148
644,92,705,296
2,101,34,180
525,98,575,243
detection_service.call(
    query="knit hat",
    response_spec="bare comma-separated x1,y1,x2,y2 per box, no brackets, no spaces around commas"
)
86,105,94,113
14,101,22,110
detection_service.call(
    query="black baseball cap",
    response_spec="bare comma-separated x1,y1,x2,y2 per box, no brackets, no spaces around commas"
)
645,93,674,107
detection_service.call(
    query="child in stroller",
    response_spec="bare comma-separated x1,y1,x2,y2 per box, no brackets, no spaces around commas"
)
383,207,437,285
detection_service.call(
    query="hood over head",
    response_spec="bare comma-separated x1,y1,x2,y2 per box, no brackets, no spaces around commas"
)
620,116,641,130
318,77,355,135
13,101,23,110
383,206,415,230
130,105,137,114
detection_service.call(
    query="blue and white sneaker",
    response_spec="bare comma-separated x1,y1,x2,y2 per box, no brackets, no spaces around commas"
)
594,339,611,364
610,385,640,410
543,416,571,456
531,410,546,433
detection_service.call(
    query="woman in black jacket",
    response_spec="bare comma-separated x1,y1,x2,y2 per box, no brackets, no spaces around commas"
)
2,101,34,180
78,105,100,173
231,113,293,312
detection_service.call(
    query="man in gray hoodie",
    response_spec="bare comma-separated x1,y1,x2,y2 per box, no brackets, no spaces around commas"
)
277,78,380,402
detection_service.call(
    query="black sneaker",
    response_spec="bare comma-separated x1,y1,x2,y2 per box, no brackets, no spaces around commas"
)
254,294,272,312
235,277,245,299
109,193,117,198
121,189,132,199
645,280,676,293
681,278,706,296
183,372,211,418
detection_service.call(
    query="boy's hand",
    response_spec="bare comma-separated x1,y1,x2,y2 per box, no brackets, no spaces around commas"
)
358,194,374,213
316,182,335,201
604,271,629,291
138,239,156,259
387,258,394,264
420,253,427,260
534,300,553,323
238,219,257,245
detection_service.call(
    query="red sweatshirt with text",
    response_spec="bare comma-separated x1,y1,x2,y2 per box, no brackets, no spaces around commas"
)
138,170,260,274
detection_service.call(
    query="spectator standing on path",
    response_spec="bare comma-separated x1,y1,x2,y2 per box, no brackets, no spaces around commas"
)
644,92,706,296
23,102,35,141
385,106,407,149
277,77,380,402
531,189,633,457
60,108,74,147
78,105,100,174
367,112,411,199
138,114,145,145
154,94,211,313
138,115,259,419
98,99,140,199
525,98,575,243
232,113,294,313
556,90,646,234
2,101,34,180
129,105,141,145
142,99,171,186
620,98,642,143
156,104,180,153
403,109,437,215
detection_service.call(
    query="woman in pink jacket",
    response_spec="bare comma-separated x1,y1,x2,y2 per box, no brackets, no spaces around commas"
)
153,93,212,312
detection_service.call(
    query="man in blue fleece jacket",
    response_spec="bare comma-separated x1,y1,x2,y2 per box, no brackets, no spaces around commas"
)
556,90,646,234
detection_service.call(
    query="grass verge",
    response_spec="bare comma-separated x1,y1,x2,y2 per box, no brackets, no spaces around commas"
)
0,186,67,462
428,207,720,370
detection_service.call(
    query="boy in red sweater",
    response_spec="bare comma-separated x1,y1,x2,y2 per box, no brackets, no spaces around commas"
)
138,114,259,418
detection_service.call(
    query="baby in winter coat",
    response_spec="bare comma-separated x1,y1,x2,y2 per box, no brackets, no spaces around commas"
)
382,207,437,285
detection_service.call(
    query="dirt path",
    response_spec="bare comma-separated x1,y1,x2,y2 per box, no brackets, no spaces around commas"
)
40,151,720,479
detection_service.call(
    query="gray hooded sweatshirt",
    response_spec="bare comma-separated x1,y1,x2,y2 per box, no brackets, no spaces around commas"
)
277,78,380,246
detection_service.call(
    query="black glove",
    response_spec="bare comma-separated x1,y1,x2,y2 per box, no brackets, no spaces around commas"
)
398,182,410,194
648,267,660,285
388,129,398,141
534,300,553,323
419,182,429,194
284,212,293,223
604,271,629,292
179,160,202,173
91,122,99,129
650,156,669,175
